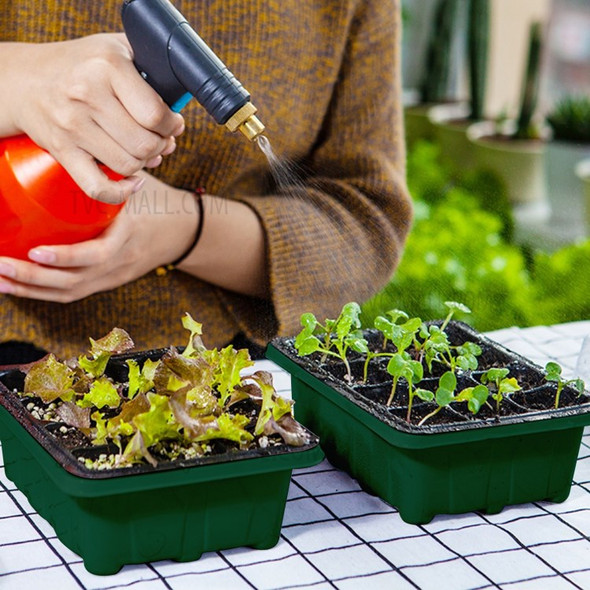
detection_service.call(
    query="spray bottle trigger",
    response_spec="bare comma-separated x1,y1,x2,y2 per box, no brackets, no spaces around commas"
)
171,93,193,112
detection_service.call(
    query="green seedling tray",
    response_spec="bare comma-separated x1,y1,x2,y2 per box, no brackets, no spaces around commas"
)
0,374,323,575
267,334,590,525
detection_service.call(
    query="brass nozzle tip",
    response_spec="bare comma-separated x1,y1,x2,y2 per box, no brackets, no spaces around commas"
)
239,114,265,141
225,102,265,141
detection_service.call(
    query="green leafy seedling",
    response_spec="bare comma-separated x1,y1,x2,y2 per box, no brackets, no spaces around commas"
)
545,362,585,409
294,302,368,382
376,313,423,354
453,341,482,371
413,302,477,372
385,353,429,421
418,371,456,426
419,325,481,373
420,324,451,371
480,367,521,412
78,327,135,379
454,384,490,415
365,311,422,383
441,301,472,330
429,302,480,371
375,309,410,349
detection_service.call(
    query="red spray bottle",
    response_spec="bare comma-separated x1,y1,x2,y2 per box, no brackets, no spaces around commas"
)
0,135,123,259
0,0,263,260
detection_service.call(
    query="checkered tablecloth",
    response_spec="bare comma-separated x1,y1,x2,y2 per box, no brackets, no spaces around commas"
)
2,321,590,590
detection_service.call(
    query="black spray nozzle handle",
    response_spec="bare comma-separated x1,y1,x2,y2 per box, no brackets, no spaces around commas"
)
121,0,250,123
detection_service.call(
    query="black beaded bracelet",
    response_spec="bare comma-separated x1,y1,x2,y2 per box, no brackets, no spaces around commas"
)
156,188,205,276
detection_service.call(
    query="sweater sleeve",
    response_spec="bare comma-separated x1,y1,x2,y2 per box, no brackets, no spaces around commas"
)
220,0,413,341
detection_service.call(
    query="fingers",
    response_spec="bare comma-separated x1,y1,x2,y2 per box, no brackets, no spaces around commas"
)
27,238,112,269
82,85,181,168
56,148,145,204
75,33,185,140
0,232,125,302
0,257,93,303
14,34,186,202
48,107,176,202
111,55,185,139
0,172,192,302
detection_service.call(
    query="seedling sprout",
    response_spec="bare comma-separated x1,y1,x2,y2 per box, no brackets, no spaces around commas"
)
545,362,585,409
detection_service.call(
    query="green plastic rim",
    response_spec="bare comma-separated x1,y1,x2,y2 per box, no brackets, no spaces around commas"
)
0,402,323,498
266,338,590,450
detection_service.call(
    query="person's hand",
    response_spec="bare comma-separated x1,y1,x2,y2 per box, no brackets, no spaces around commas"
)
0,173,200,302
7,34,185,203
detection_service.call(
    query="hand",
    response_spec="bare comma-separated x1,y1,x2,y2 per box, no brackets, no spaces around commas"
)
5,34,185,203
0,173,200,302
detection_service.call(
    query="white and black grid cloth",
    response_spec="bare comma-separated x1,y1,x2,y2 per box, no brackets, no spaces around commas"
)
1,321,590,590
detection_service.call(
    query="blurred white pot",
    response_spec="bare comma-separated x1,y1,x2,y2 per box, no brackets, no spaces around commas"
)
467,120,550,225
429,102,474,173
545,141,590,238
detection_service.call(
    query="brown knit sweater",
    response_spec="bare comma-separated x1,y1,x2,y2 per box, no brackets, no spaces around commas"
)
0,0,412,357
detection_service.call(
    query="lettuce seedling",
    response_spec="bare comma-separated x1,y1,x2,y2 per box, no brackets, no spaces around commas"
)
210,346,254,407
250,371,309,447
181,313,206,358
23,354,77,404
18,314,309,469
196,414,254,447
294,302,368,382
77,377,121,409
126,358,158,399
545,362,585,409
78,327,135,379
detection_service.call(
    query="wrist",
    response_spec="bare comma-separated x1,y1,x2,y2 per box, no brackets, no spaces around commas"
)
0,43,39,135
155,188,205,275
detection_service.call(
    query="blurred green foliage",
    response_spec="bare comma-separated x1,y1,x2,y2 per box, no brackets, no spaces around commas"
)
531,241,590,325
362,140,590,330
546,94,590,143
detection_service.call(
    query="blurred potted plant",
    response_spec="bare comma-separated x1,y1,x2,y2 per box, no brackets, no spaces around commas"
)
0,316,322,575
267,301,590,525
430,0,490,172
468,21,550,224
404,0,460,147
545,95,590,239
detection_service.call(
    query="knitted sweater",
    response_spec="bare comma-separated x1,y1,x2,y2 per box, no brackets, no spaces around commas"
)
0,0,412,357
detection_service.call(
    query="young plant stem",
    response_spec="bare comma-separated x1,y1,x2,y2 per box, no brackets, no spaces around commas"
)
418,406,441,427
362,352,392,383
406,384,415,422
342,357,352,383
555,382,564,409
363,357,371,383
386,376,399,407
328,348,352,382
